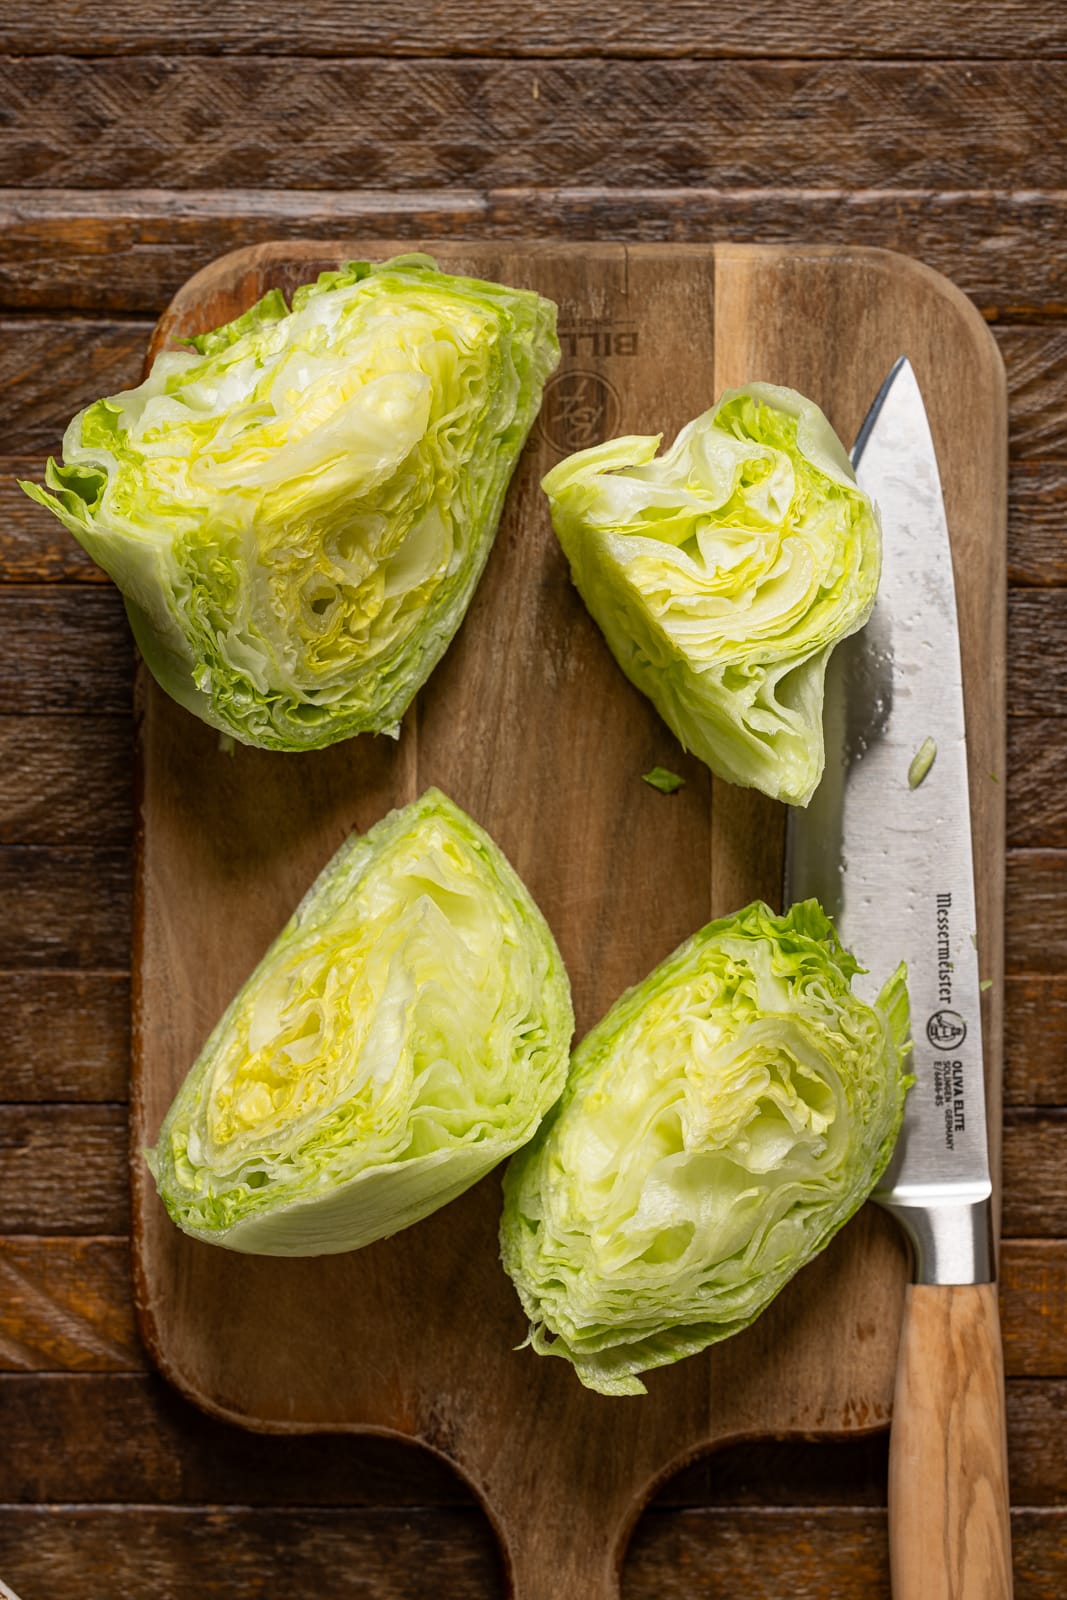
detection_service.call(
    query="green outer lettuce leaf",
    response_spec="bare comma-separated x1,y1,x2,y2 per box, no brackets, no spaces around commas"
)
22,256,558,751
541,384,881,807
148,788,573,1256
500,900,910,1396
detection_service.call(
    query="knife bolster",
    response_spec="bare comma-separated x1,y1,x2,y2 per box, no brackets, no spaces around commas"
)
878,1192,994,1284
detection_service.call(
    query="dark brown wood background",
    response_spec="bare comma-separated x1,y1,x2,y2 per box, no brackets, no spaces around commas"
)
0,5,1064,1596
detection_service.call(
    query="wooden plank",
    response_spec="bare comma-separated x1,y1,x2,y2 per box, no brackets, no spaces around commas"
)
0,686,1053,923
1009,592,1067,707
1003,1113,1067,1237
0,1367,885,1502
0,972,129,1102
1005,978,1067,1106
0,590,132,715
0,632,1059,865
683,1434,888,1508
1009,462,1067,587
1005,852,1067,975
74,973,1067,1136
1001,326,1067,459
0,531,1053,739
81,428,1067,606
0,320,150,455
0,1373,476,1505
0,1375,895,1510
2,1236,1063,1380
1008,721,1067,850
0,191,488,316
0,1106,127,1234
0,1101,1053,1244
0,826,1056,997
0,848,130,969
0,1372,1063,1505
2,1,1065,58
0,717,130,847
14,1100,1062,1260
0,462,106,582
0,1239,139,1370
1006,1386,1067,1507
7,449,1066,591
1,320,1064,467
687,1387,1067,1506
3,61,1066,193
0,1507,506,1600
1001,1242,1067,1378
624,1508,1065,1600
2,190,1067,322
0,1506,1061,1600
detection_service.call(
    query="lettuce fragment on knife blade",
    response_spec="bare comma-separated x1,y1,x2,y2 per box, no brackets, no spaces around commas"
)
542,385,881,806
22,256,558,750
501,900,910,1396
148,789,573,1255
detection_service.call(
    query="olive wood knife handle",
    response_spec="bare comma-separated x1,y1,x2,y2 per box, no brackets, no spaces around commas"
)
889,1282,1013,1599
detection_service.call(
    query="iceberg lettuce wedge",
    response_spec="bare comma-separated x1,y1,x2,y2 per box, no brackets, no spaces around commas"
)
23,256,558,750
500,900,910,1395
148,789,573,1255
542,385,881,806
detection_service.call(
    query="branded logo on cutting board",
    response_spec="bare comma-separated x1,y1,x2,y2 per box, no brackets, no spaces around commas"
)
539,369,622,454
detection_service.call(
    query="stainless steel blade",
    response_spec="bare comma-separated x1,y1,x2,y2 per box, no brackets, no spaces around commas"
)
784,357,992,1285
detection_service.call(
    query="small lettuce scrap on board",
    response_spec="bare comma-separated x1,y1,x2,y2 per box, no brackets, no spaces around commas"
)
542,385,881,806
22,256,559,751
501,900,910,1396
148,789,573,1256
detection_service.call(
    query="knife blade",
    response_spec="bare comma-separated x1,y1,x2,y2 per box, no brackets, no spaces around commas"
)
786,355,994,1280
785,357,1012,1600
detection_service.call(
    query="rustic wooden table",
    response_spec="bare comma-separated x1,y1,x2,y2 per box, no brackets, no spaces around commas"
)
0,4,1064,1596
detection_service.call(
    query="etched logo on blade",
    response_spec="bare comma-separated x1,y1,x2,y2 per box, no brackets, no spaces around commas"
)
927,1009,967,1050
539,369,621,454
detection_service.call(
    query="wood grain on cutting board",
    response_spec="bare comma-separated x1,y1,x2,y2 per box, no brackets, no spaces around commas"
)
131,242,1005,1600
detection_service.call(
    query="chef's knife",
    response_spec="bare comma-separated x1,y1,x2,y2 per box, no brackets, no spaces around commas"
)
784,358,1012,1599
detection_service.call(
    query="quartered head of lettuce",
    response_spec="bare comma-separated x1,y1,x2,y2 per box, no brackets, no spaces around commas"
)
542,385,881,806
500,900,910,1396
147,789,573,1255
22,256,559,751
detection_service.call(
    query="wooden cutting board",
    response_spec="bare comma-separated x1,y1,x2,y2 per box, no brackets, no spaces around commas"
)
131,242,1006,1599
